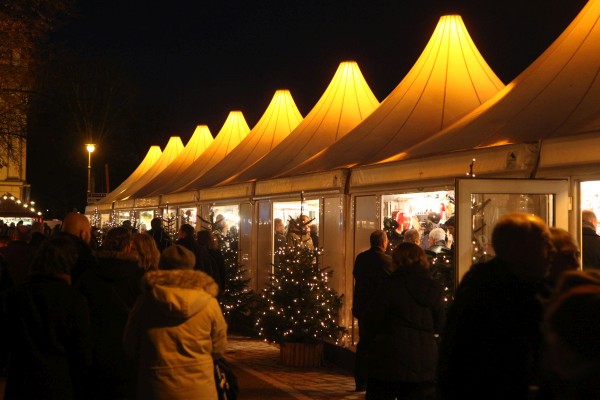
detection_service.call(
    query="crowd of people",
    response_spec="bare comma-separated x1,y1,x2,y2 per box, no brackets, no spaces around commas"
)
353,211,600,399
0,214,227,400
2,208,600,399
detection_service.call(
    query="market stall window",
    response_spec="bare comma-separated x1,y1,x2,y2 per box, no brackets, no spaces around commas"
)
179,207,197,228
272,199,320,258
581,181,600,235
382,190,454,252
137,210,155,232
210,205,240,236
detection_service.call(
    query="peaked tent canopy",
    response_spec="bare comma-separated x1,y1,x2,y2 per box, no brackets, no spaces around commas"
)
118,136,184,201
195,90,303,188
134,125,214,198
287,15,505,175
166,111,251,194
229,61,379,183
100,146,162,204
395,0,600,161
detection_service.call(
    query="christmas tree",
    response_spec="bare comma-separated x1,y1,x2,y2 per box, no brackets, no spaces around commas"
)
429,251,455,311
199,213,258,334
256,216,345,344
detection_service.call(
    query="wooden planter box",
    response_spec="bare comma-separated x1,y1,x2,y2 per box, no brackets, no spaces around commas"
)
280,341,324,367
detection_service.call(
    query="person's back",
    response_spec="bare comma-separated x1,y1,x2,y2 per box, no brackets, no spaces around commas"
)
352,229,391,392
581,210,600,269
438,213,554,399
197,230,225,293
148,217,172,252
1,236,92,400
76,226,141,399
364,242,443,399
58,212,98,285
0,228,35,287
124,245,228,400
352,233,391,320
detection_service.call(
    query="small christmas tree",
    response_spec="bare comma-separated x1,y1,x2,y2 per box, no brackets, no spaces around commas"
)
429,251,455,311
256,218,345,344
199,212,258,334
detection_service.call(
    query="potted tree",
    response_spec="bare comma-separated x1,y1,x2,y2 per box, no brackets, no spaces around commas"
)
255,215,345,367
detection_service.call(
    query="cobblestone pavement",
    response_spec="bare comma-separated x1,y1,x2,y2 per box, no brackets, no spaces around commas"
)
0,336,364,400
226,336,365,400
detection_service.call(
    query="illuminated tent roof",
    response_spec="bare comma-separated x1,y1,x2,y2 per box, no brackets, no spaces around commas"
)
165,111,251,194
100,145,162,204
229,61,379,183
288,15,504,174
194,90,303,188
118,136,184,201
133,125,214,198
396,0,600,161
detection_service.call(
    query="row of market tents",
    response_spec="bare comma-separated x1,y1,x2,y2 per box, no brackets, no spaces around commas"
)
86,0,600,330
93,0,600,205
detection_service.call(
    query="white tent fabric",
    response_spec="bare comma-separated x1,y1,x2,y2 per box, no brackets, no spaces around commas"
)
134,125,214,198
166,111,251,194
100,146,162,204
118,136,184,201
196,90,303,188
229,61,379,183
287,15,504,175
395,0,600,162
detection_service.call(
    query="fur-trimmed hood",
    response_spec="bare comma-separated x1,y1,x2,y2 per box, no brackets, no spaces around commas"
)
142,270,219,318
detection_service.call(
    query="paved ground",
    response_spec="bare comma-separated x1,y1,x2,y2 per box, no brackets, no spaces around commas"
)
0,335,364,400
226,336,364,399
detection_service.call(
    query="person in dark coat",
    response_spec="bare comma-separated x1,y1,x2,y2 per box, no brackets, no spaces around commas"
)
58,212,98,285
364,242,444,399
352,229,391,392
176,224,212,274
197,229,225,296
0,226,35,287
581,210,600,269
147,217,172,252
76,226,142,399
438,213,555,400
0,236,92,400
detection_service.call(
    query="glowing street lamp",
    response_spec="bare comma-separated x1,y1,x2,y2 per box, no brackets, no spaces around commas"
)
86,144,96,194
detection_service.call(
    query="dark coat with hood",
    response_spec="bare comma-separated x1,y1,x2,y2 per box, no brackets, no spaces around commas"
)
76,250,143,399
1,274,92,400
364,262,444,383
124,269,228,400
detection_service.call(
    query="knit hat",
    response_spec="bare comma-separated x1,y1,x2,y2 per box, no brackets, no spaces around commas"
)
159,244,196,270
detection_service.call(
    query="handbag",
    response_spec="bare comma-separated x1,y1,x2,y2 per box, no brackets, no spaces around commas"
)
214,357,239,400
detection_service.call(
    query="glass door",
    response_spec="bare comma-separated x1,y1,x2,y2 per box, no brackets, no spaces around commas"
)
456,178,569,282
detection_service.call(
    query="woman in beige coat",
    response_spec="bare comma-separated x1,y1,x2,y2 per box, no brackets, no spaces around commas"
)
124,245,228,400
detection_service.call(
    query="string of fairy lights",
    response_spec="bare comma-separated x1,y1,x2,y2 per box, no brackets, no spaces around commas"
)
255,241,345,345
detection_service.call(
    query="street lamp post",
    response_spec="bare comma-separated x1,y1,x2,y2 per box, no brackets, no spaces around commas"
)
86,144,96,194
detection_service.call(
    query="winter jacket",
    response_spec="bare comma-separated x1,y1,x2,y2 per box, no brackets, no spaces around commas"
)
124,269,228,400
364,263,443,383
438,258,545,399
1,275,92,400
76,250,143,399
352,247,391,320
582,225,600,269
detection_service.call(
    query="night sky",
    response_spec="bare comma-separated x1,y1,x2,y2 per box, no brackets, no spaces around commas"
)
29,0,589,216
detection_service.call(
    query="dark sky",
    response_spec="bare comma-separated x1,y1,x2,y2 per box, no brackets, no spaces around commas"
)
31,0,589,215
